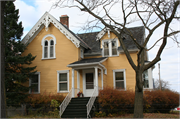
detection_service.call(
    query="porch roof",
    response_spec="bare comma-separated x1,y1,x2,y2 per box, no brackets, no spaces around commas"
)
67,57,107,67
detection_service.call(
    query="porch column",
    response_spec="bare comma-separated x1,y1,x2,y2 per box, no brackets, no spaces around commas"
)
77,70,80,93
101,68,103,90
72,69,75,97
95,67,98,95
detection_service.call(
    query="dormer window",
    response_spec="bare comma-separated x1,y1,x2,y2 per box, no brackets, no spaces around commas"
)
41,34,56,60
102,39,118,57
80,48,84,58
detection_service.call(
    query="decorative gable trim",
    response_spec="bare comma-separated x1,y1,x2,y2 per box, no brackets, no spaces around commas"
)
22,12,80,48
96,27,111,41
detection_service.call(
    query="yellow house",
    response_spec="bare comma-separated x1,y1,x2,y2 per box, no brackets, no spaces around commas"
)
22,12,153,98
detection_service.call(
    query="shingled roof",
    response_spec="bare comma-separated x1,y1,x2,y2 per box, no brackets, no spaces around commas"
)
68,57,107,67
118,26,145,51
77,26,145,55
77,32,100,52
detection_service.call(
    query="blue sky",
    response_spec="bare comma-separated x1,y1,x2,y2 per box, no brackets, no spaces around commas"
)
21,0,36,7
14,0,180,93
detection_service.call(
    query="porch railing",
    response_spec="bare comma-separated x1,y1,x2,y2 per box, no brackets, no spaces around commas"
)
59,88,72,117
86,86,99,118
59,88,81,117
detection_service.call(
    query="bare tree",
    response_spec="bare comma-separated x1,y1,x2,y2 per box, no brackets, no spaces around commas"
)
53,0,180,118
154,79,170,90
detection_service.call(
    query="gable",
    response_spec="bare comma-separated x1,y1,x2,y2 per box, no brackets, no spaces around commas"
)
22,12,81,48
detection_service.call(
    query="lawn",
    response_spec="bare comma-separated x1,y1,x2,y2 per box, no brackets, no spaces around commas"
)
10,111,180,118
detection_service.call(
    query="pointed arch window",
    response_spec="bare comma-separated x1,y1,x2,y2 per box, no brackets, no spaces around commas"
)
50,40,54,57
44,41,48,58
41,34,56,59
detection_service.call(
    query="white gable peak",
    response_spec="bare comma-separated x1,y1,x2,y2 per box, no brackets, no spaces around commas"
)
22,12,80,48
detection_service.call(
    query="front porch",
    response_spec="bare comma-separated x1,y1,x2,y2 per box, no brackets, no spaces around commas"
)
67,57,108,97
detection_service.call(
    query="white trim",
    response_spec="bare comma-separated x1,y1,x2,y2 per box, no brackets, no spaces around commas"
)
113,69,126,90
41,34,56,59
99,63,107,74
119,49,139,53
83,69,95,97
101,68,103,89
96,28,110,41
143,68,153,89
77,70,80,92
68,63,107,75
99,58,108,63
95,67,98,87
148,68,153,89
102,39,119,57
57,70,69,93
29,72,40,94
68,62,99,67
80,47,84,59
22,12,80,48
72,69,75,97
143,63,154,90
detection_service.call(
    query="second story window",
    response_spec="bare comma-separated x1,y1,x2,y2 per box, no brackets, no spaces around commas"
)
41,34,56,60
50,40,54,57
102,39,118,57
44,41,48,58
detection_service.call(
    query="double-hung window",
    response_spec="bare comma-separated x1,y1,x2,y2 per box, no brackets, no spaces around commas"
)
143,70,149,88
80,48,84,58
57,70,69,92
113,69,126,90
102,39,118,57
29,72,40,93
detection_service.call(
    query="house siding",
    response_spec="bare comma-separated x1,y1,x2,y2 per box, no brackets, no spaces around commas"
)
83,32,138,91
22,23,79,94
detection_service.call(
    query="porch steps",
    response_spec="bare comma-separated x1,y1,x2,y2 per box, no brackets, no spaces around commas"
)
61,97,90,118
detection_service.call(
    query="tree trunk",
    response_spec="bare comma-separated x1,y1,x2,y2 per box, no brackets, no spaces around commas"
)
1,1,7,118
133,85,143,118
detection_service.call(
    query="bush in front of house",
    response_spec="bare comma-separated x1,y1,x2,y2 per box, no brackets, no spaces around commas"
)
97,87,179,116
98,87,135,115
25,91,65,115
144,90,179,113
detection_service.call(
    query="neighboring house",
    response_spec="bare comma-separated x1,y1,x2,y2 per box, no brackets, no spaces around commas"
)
22,12,154,97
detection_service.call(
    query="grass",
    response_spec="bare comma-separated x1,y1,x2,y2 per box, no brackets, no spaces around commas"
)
10,111,180,118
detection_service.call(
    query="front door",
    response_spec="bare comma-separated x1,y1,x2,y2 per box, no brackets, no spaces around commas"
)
83,71,95,97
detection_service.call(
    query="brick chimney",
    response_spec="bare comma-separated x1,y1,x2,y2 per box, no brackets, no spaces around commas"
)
60,15,69,28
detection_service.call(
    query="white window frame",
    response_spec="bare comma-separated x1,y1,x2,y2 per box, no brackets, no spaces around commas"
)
80,47,84,59
113,69,126,90
102,39,119,57
143,70,149,88
143,68,153,89
29,72,40,94
57,70,69,93
49,39,54,58
41,34,56,60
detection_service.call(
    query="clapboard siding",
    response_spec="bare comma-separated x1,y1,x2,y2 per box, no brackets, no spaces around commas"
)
22,23,79,94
